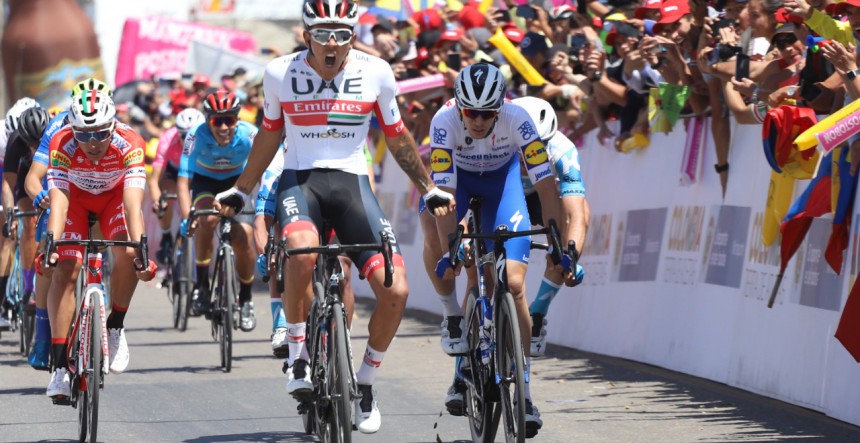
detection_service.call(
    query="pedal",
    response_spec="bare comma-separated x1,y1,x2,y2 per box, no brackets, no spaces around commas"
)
273,346,289,359
51,395,72,406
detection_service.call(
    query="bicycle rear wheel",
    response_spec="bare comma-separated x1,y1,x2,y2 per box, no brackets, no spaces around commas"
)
78,293,101,443
328,304,353,443
496,291,526,443
465,290,501,443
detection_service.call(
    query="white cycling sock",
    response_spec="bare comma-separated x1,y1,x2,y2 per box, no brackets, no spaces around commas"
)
356,345,385,385
286,322,306,366
524,357,532,400
439,290,462,317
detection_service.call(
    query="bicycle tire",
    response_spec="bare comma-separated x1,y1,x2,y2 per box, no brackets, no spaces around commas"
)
465,290,500,443
496,291,526,443
176,237,193,330
22,297,35,357
77,291,101,443
302,282,325,436
328,304,353,443
219,248,235,373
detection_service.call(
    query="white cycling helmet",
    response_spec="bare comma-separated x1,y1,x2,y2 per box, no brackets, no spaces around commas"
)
302,0,359,29
68,90,115,129
5,97,40,135
454,63,506,110
175,108,205,133
512,97,558,142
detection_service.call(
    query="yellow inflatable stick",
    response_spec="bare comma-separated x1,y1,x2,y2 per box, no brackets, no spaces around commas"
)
794,96,860,151
477,0,492,13
762,170,795,247
488,29,548,86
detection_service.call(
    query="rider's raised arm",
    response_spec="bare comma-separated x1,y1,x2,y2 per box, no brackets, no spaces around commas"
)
121,133,148,242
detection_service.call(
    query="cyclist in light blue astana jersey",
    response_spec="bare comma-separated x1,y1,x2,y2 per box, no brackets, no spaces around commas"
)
177,90,258,332
512,97,588,358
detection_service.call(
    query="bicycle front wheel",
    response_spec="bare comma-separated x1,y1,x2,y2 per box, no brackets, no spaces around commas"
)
302,282,325,436
496,291,526,443
176,237,194,331
328,304,353,443
78,293,102,443
465,290,500,443
22,294,35,357
217,250,235,373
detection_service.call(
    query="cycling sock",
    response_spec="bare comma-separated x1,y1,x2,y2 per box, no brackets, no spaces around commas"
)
286,322,306,366
195,265,210,291
35,308,50,341
356,345,385,385
439,290,462,317
239,282,252,304
0,275,8,304
52,338,68,369
529,278,561,316
106,304,128,329
271,298,286,329
23,269,35,294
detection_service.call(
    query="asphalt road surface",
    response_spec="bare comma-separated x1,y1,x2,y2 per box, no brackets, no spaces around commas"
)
2,281,860,442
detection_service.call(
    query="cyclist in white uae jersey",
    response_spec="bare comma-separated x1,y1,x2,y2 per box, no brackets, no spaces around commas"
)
212,0,454,434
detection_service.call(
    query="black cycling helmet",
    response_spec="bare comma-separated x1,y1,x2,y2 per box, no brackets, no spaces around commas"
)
17,106,50,147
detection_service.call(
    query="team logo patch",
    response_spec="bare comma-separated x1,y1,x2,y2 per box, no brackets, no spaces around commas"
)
430,148,453,173
123,148,144,166
524,141,548,166
433,127,447,145
50,151,71,169
518,121,537,140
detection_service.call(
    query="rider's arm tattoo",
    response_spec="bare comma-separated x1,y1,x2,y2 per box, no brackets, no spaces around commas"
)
389,133,434,194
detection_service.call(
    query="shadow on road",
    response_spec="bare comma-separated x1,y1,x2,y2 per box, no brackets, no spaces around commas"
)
183,431,311,442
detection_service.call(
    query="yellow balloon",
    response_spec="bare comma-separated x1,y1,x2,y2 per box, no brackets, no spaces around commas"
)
488,29,548,86
794,96,860,151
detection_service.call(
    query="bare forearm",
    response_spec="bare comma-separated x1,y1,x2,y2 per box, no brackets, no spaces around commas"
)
25,163,47,200
386,131,434,194
148,167,164,202
178,177,192,219
123,187,145,241
47,188,69,236
2,174,16,209
563,196,587,255
535,179,560,229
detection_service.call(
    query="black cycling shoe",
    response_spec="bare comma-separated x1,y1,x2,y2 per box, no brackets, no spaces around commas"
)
155,233,173,264
191,288,211,317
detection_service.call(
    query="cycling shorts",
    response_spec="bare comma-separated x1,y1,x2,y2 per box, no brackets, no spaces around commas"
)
57,185,127,262
190,175,252,224
455,159,531,264
276,168,404,276
163,163,179,182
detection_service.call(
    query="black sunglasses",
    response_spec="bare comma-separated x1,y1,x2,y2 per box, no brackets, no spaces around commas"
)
773,34,798,50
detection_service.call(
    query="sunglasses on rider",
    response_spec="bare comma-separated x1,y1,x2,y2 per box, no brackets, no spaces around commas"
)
209,115,238,127
773,34,798,50
460,108,499,120
72,124,114,144
309,28,354,46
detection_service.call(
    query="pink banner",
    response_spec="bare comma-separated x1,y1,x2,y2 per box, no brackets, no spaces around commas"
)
397,74,445,95
680,116,706,186
115,17,256,86
815,108,860,155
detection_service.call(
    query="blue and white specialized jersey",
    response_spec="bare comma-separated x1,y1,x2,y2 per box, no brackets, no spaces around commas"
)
179,120,257,180
33,110,69,166
522,132,585,198
256,144,286,218
429,99,553,189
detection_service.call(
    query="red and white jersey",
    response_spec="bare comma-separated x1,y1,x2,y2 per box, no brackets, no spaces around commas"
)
47,123,147,195
260,49,405,175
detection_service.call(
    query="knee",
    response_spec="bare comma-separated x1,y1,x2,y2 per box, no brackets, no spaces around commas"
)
507,273,526,298
286,253,316,276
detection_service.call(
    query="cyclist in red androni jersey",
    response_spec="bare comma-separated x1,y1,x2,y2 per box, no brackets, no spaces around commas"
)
213,0,454,434
43,90,156,402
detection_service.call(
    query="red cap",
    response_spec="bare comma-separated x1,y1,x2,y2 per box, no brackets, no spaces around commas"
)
504,27,525,44
436,28,465,47
193,74,210,86
774,7,806,23
829,0,860,15
634,0,662,19
653,0,690,33
458,5,486,30
414,47,430,67
412,8,443,32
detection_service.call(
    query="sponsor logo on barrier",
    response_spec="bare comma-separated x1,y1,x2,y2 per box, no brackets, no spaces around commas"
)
523,141,547,166
431,149,453,173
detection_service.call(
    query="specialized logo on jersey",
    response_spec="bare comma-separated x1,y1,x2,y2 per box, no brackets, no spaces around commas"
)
123,148,144,167
518,121,537,140
430,148,453,173
432,127,447,145
282,99,373,126
50,151,71,169
523,141,548,167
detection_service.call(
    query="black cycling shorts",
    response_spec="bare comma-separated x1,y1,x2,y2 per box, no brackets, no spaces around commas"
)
276,168,403,274
163,163,179,182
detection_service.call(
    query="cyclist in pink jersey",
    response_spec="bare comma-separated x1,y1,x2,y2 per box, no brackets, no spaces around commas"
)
149,108,205,263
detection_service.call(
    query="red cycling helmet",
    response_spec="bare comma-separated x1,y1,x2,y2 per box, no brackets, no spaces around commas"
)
203,90,240,116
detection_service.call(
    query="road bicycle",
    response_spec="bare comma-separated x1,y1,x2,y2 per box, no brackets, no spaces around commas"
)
266,228,395,443
2,206,39,356
186,208,244,372
45,230,149,443
447,197,572,443
155,193,190,330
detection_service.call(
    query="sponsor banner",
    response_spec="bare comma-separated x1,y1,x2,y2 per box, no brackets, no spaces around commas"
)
115,17,256,86
616,208,667,282
799,218,844,311
704,205,750,288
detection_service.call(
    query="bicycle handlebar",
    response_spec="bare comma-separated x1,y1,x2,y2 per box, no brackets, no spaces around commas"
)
3,207,40,238
448,219,574,271
45,231,149,271
279,230,396,288
157,193,177,219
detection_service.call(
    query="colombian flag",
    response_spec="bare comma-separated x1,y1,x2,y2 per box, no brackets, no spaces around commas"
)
824,145,859,274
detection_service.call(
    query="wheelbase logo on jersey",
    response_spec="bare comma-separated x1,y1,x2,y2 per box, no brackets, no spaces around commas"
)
431,148,453,173
524,141,548,166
